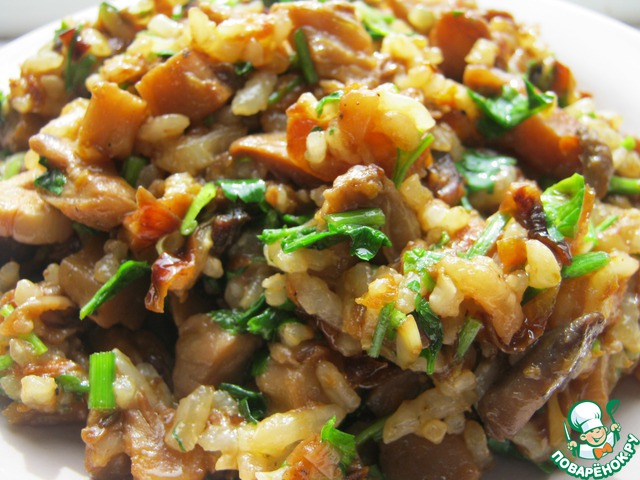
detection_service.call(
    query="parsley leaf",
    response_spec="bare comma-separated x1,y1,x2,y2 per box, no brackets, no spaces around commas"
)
321,416,357,471
467,78,555,138
561,251,610,279
541,173,586,240
355,1,395,40
402,248,445,292
456,150,516,193
34,157,66,195
218,383,267,423
413,295,442,375
393,133,434,187
217,179,267,205
181,183,217,236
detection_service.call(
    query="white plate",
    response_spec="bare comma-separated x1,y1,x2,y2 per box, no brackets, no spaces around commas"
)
1,0,640,479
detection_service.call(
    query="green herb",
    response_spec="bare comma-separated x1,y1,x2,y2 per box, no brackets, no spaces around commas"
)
217,178,266,205
392,133,434,187
250,349,270,377
433,231,451,249
268,76,303,106
355,1,395,39
55,374,90,394
368,303,394,358
172,423,187,452
465,212,509,258
88,351,116,410
355,416,386,446
2,153,24,180
456,317,482,359
210,294,295,340
595,215,618,233
452,9,464,17
467,78,555,138
521,286,544,304
80,261,150,319
608,175,640,195
293,28,318,84
0,354,13,372
281,213,312,226
541,173,586,240
402,248,445,292
234,61,254,76
259,208,391,262
621,136,637,151
121,155,148,187
413,295,442,375
181,183,217,236
316,90,343,116
456,150,516,193
19,332,48,356
219,383,267,423
62,26,98,92
34,158,66,195
0,304,14,317
561,251,610,279
321,416,357,471
72,222,101,236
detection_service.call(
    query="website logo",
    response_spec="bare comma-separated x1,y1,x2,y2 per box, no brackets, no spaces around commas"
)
550,399,639,479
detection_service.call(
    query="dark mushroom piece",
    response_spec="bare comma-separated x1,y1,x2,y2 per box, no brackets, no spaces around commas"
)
477,312,605,440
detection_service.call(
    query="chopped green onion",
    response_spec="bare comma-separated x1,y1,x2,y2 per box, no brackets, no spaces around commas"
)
315,90,343,116
2,153,24,180
234,61,254,76
63,26,98,92
281,213,312,226
80,261,150,319
325,208,385,229
608,175,640,196
456,150,516,193
468,78,555,138
321,416,357,471
217,178,266,205
414,296,442,375
521,286,544,304
561,251,610,279
34,158,66,195
355,1,395,39
0,354,14,372
180,183,217,236
465,213,509,258
368,303,394,358
219,383,267,423
268,76,303,106
621,136,637,151
355,417,386,446
456,317,482,359
88,351,116,410
19,332,48,356
172,423,187,452
392,133,434,187
55,374,90,394
595,215,618,233
0,304,15,317
293,28,318,84
121,155,148,187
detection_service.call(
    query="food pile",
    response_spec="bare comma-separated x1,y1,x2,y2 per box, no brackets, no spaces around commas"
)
1,0,640,478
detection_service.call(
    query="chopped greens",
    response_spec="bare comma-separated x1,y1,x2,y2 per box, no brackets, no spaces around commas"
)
218,383,267,423
0,304,14,317
321,416,357,471
541,173,586,240
402,248,445,292
413,295,443,375
80,261,151,319
368,303,394,358
121,155,148,187
88,351,116,411
316,90,344,116
0,354,14,372
293,28,318,84
561,251,610,279
250,348,270,377
354,416,386,445
2,153,24,180
456,150,516,193
210,294,296,341
19,332,48,356
468,78,555,138
465,212,510,259
180,183,217,236
34,158,66,195
608,175,640,195
268,76,303,106
60,26,98,92
217,178,267,206
355,1,395,39
392,133,434,187
456,317,482,359
621,136,637,151
259,208,391,262
55,374,90,394
234,61,254,76
595,215,618,233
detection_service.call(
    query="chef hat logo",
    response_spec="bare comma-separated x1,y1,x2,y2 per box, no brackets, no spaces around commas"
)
568,400,605,434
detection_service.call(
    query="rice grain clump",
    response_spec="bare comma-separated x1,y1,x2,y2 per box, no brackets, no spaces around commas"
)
0,0,639,479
